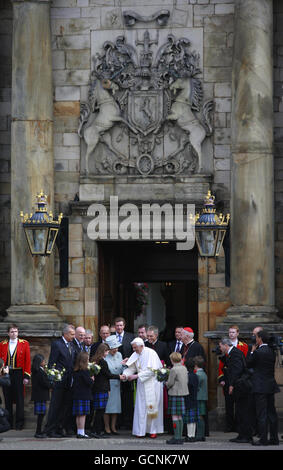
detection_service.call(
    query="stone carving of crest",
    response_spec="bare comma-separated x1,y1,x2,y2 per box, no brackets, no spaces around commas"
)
78,29,213,177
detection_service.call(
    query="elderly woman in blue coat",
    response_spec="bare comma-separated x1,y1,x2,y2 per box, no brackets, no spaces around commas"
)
104,335,124,435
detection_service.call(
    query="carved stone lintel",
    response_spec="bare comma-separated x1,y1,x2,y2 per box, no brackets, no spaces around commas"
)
123,9,170,27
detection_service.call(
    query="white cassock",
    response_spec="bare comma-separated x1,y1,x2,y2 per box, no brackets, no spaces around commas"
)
123,346,164,437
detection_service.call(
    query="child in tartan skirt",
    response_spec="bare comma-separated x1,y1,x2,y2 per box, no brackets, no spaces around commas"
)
183,357,199,442
194,355,208,442
90,343,122,438
31,354,52,438
72,351,94,439
165,352,189,445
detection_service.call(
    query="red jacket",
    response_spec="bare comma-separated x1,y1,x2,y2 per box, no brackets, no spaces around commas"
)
0,338,31,379
218,340,248,382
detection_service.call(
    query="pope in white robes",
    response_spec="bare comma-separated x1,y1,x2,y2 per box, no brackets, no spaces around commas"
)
122,337,164,437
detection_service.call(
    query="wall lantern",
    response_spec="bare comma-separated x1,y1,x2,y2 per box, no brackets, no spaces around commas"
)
194,190,230,257
20,191,63,256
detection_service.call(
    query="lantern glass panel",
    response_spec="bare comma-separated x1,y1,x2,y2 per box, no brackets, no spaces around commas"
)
215,230,226,256
46,228,58,255
195,230,218,257
25,228,48,255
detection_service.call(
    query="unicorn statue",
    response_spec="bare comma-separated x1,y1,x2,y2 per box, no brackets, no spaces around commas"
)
78,78,137,174
167,77,213,172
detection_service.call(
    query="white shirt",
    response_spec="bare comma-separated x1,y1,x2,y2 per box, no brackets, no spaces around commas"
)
9,339,18,356
116,331,124,343
228,346,234,355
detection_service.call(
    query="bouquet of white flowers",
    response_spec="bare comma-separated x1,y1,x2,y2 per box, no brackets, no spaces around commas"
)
88,362,101,376
44,364,65,383
149,366,169,382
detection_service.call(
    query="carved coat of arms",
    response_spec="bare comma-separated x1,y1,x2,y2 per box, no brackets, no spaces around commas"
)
78,31,213,176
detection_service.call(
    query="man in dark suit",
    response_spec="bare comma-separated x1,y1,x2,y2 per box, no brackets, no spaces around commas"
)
72,326,86,357
219,338,253,444
167,326,184,355
181,327,206,369
114,317,135,359
44,324,76,437
137,324,148,345
146,325,170,366
114,317,135,430
246,329,280,446
90,324,110,358
84,329,94,357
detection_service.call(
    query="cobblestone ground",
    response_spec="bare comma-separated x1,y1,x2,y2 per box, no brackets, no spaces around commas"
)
0,429,282,451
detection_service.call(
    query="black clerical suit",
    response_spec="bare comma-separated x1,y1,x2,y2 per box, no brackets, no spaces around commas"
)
246,344,280,444
225,346,253,442
44,337,76,437
147,340,170,366
117,331,135,429
182,340,206,370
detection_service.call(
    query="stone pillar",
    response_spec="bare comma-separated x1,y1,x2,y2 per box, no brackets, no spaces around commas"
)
3,0,63,336
227,0,277,324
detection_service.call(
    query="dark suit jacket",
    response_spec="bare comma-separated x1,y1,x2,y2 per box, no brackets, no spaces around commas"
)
225,346,246,387
92,358,120,394
48,337,76,388
31,368,51,402
246,345,280,394
183,341,206,369
90,340,103,359
72,369,93,401
119,332,135,359
72,338,86,357
147,340,170,366
167,339,184,355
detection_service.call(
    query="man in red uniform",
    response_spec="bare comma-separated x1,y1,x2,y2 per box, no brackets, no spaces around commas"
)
218,325,248,432
0,324,31,429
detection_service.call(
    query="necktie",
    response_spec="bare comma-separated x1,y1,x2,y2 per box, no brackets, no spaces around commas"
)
118,334,122,343
176,341,181,352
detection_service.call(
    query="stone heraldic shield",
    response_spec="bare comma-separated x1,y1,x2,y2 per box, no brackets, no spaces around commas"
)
128,90,163,136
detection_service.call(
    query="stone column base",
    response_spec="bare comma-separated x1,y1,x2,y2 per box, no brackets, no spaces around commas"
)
0,305,65,338
224,305,280,324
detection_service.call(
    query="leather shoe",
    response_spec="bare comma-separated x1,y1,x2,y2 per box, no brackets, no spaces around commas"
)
166,437,183,445
47,432,64,438
268,440,279,445
252,440,268,446
230,437,253,444
150,433,157,438
89,432,101,439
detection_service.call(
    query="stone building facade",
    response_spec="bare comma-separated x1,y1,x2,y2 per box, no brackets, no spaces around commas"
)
0,0,283,423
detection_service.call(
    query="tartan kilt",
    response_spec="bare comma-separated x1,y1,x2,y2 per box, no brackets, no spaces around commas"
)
34,401,47,415
72,399,90,416
167,395,186,416
93,392,108,410
183,406,199,424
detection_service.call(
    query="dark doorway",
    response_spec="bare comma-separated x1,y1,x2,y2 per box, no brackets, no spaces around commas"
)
98,241,198,341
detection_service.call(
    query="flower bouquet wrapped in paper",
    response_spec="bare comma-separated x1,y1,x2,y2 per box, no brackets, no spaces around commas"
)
88,362,101,376
44,364,65,383
149,366,169,382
